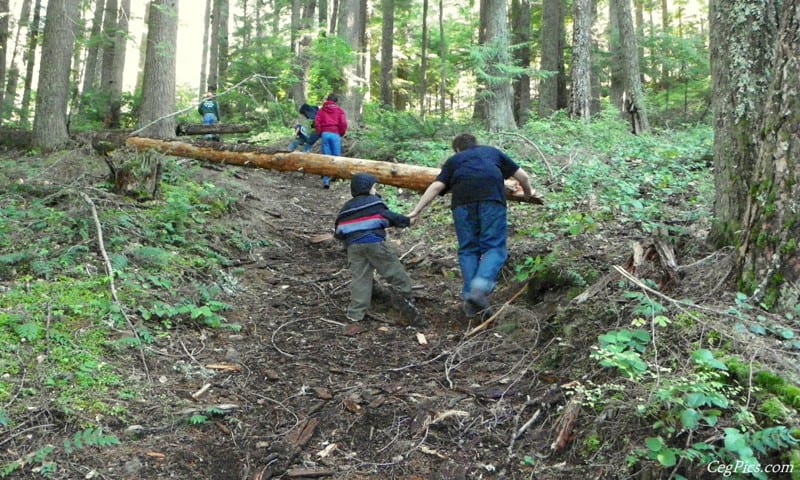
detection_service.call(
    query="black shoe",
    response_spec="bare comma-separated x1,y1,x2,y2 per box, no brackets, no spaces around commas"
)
400,297,428,328
463,300,480,318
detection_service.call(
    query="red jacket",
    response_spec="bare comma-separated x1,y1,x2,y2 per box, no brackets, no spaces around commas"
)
315,100,348,136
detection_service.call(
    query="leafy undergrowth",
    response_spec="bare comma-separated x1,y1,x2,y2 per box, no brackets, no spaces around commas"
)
1,115,799,479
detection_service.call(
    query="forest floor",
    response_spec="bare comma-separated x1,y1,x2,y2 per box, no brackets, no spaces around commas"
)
1,139,796,480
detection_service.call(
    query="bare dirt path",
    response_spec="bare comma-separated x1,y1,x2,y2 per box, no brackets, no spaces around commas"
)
80,163,572,480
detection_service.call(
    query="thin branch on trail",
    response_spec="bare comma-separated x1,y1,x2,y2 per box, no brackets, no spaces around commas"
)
465,284,528,337
79,191,150,381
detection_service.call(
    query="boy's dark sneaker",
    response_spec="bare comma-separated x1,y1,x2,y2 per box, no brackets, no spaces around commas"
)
399,297,428,328
463,300,480,318
467,289,490,310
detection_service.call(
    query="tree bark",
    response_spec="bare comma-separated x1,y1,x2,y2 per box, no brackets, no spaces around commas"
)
199,0,211,97
511,0,531,126
616,0,649,133
482,0,516,132
31,0,80,150
570,0,592,122
4,0,31,121
379,0,394,107
607,0,624,111
138,0,178,139
419,0,428,117
737,0,800,311
538,0,566,118
0,0,9,121
709,0,781,247
337,0,364,124
19,0,41,126
125,137,543,204
81,0,105,97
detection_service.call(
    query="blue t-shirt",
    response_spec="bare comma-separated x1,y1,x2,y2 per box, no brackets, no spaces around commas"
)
435,145,521,208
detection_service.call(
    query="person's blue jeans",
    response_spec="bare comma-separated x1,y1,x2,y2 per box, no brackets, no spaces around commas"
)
202,113,218,140
289,133,319,152
320,132,342,187
452,201,508,299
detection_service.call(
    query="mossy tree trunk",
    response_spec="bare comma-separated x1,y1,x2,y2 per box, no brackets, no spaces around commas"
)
737,0,800,311
709,0,781,247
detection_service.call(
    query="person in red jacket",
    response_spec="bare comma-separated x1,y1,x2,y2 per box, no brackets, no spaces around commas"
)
314,94,348,189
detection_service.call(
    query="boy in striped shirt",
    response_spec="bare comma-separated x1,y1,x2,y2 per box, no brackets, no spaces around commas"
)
335,173,426,327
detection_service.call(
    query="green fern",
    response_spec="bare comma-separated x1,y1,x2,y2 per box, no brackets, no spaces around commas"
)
63,428,120,455
749,426,799,455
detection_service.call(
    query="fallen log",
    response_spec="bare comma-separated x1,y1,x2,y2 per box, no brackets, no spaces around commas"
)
125,137,543,204
175,123,251,136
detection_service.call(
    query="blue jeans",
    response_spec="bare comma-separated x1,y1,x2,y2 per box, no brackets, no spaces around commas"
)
452,201,508,299
289,133,319,152
202,113,218,140
320,132,342,186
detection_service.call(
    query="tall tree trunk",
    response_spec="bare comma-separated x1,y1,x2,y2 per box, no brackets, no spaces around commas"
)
737,0,800,312
318,0,327,30
635,0,646,82
138,0,178,139
511,0,531,126
208,0,220,89
589,0,601,115
32,0,80,150
134,2,149,92
482,0,516,132
337,0,363,124
616,0,649,133
292,0,317,104
217,0,229,89
438,0,446,117
0,0,9,121
99,0,118,113
660,0,670,91
709,0,781,247
570,0,592,122
539,0,564,117
19,0,42,126
4,0,32,121
419,0,428,117
199,0,211,97
379,0,394,107
472,0,487,122
608,0,624,111
68,1,87,117
80,0,105,97
104,0,129,127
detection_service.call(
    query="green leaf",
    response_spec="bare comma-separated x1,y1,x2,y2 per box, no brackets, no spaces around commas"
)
645,437,665,451
680,408,701,430
656,449,677,467
691,349,728,370
685,393,707,408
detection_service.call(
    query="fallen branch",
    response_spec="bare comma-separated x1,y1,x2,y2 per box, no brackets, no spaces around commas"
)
79,191,150,381
465,284,528,337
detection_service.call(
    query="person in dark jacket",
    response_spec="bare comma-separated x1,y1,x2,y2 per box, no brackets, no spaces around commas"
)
335,174,426,327
198,86,221,141
409,133,533,318
289,103,320,152
314,94,348,188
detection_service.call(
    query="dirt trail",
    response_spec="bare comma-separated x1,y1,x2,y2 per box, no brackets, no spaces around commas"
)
78,164,574,480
